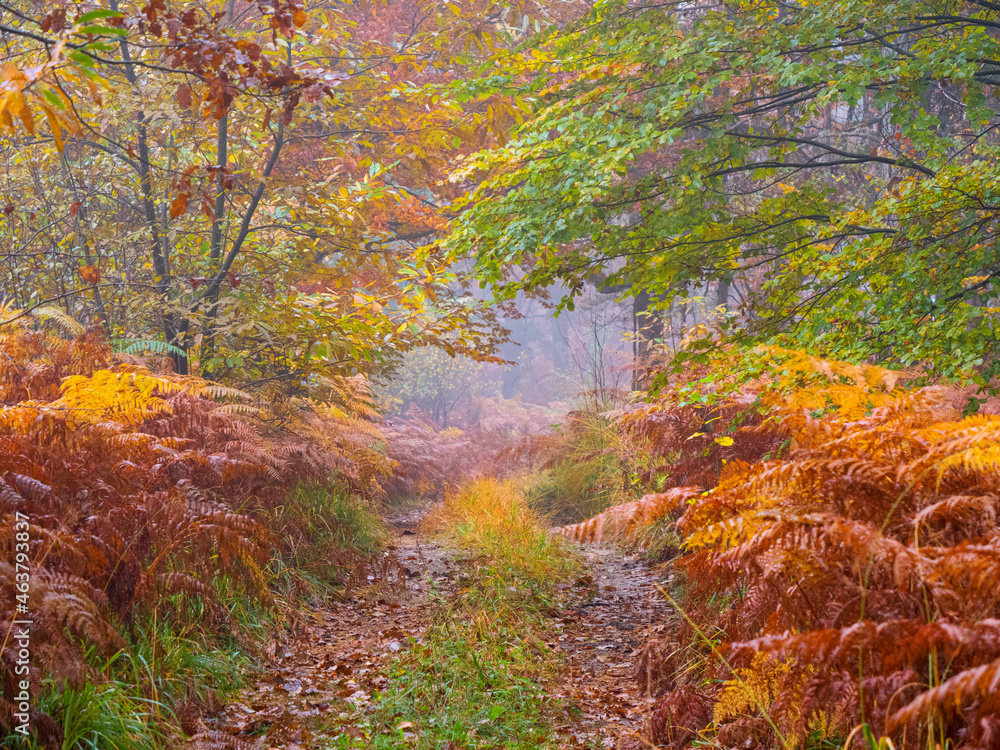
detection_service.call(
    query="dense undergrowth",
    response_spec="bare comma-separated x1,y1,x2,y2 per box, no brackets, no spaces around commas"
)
0,318,392,748
522,375,789,531
339,478,579,750
552,350,1000,748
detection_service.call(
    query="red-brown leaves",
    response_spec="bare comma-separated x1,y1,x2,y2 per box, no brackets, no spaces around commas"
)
169,191,189,218
132,0,337,122
177,82,193,108
641,385,1000,747
40,8,67,33
0,324,326,739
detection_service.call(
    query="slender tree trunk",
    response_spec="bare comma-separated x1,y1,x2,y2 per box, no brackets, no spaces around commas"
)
113,2,187,372
633,289,663,370
716,277,730,310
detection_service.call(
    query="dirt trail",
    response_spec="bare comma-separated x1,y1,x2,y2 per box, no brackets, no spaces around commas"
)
549,546,673,749
192,512,672,750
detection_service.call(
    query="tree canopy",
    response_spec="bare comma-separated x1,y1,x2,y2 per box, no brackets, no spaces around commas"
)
0,0,544,388
452,0,1000,387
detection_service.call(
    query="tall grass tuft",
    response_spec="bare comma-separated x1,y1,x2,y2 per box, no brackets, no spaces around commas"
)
424,477,578,591
527,412,643,526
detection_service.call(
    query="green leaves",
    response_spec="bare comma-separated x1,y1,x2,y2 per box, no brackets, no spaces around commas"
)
453,0,1000,388
76,9,124,24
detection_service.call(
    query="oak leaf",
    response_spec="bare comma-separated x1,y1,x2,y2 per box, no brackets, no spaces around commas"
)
170,192,189,219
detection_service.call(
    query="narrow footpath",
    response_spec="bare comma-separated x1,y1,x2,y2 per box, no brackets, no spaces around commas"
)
191,511,673,750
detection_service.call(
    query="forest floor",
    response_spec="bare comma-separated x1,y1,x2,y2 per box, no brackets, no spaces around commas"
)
192,507,672,750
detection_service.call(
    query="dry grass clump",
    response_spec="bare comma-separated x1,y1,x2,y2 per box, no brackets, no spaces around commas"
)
424,477,578,590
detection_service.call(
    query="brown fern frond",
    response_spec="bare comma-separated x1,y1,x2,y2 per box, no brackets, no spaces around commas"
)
632,353,1000,747
29,305,85,336
553,487,699,544
890,657,1000,729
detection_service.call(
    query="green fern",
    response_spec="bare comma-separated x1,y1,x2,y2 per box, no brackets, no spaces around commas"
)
114,338,187,358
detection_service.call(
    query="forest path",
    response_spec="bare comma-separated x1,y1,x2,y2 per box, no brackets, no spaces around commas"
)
549,545,671,748
192,509,671,750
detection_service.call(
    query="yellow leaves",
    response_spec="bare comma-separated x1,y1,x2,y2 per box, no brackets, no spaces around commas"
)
962,274,988,289
714,652,791,723
684,507,770,550
41,101,68,151
932,440,1000,479
753,346,905,420
0,404,51,435
58,370,184,426
714,652,817,747
0,365,204,435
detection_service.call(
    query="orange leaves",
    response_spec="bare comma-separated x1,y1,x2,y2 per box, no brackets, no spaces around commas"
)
639,370,1000,746
0,45,79,150
0,68,36,138
170,191,190,219
78,264,101,284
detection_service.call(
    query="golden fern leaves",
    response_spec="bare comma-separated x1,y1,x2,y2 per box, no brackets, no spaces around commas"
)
59,369,183,425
